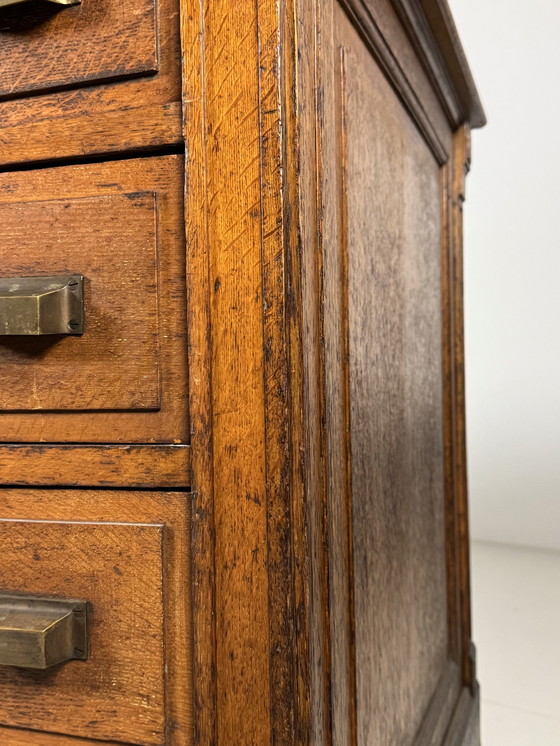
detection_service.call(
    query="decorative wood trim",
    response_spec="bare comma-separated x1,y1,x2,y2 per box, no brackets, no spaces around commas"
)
418,0,486,128
451,124,476,689
337,0,448,164
337,0,485,130
182,0,301,742
391,0,463,126
0,445,191,488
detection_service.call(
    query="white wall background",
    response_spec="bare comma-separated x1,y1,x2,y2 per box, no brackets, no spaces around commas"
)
449,0,560,551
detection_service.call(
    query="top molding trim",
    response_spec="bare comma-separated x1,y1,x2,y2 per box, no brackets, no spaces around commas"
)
392,0,486,128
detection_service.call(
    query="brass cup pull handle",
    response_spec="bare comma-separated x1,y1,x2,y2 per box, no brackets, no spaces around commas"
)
0,594,90,670
0,275,84,336
0,0,81,8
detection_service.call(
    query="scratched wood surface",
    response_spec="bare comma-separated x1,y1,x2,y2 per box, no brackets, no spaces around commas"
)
0,0,181,166
0,193,161,411
183,0,483,744
0,155,188,444
0,444,191,488
0,489,191,745
0,0,483,743
0,0,157,99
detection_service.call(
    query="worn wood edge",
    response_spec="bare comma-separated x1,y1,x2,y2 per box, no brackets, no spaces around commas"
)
0,445,191,488
181,0,218,742
442,684,481,746
288,0,335,741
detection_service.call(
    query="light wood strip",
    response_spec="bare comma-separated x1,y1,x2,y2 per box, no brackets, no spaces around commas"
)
0,445,191,488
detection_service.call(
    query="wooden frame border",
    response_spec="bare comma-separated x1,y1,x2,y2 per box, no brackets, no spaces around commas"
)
182,1,481,743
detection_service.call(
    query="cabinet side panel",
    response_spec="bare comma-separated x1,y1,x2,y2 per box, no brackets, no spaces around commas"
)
336,8,448,744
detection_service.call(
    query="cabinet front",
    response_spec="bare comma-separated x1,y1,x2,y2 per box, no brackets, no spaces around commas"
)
0,489,191,745
0,155,188,444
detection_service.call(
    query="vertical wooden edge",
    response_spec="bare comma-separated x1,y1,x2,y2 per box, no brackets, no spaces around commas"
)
441,160,462,666
182,0,306,742
181,0,217,743
451,123,476,690
336,43,358,746
289,0,337,741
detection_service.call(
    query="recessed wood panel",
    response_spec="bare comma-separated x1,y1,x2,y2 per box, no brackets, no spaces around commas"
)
334,6,449,744
0,520,164,744
0,193,160,411
0,155,188,443
0,0,157,100
0,0,181,166
0,489,191,745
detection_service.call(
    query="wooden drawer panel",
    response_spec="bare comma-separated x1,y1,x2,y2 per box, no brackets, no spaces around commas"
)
0,0,181,165
0,489,191,745
0,155,188,443
0,0,157,99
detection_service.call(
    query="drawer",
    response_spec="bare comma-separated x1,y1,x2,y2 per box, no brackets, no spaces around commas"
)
0,489,191,745
0,0,181,166
0,155,188,443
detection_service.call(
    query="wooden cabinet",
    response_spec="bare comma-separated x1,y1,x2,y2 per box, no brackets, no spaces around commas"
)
0,0,484,744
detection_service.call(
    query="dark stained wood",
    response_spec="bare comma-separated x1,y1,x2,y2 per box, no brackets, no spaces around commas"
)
335,8,448,742
0,155,188,444
0,0,182,166
451,125,476,690
0,489,192,745
0,445,191,488
182,0,483,744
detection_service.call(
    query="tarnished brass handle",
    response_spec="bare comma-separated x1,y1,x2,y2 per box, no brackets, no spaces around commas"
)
0,275,84,336
0,594,89,670
0,0,80,8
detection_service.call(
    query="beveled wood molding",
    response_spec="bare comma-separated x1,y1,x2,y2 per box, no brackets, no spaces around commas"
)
338,0,485,135
392,0,485,128
337,0,448,164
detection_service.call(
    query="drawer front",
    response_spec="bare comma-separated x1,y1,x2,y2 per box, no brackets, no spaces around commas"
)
0,489,191,745
0,0,181,165
0,155,188,443
0,0,157,99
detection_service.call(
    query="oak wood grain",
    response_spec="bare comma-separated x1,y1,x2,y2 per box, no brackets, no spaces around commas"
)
0,520,166,744
0,489,191,745
0,192,161,412
0,0,157,100
182,0,483,744
0,155,188,444
0,445,191,488
0,0,181,166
